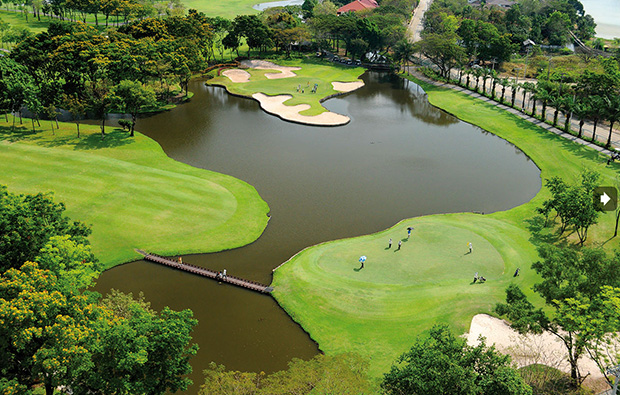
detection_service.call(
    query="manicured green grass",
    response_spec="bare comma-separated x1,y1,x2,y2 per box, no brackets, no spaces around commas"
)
0,118,270,268
208,59,365,116
181,0,259,18
272,75,620,376
0,10,51,35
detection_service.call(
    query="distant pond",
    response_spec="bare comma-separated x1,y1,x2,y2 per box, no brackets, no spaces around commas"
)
93,71,541,393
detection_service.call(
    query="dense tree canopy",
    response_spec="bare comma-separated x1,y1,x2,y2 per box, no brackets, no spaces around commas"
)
381,324,532,395
0,187,198,395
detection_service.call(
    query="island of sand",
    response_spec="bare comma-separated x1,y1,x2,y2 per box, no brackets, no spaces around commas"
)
210,60,365,126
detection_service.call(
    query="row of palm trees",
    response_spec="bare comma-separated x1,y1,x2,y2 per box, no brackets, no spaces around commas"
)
453,62,620,149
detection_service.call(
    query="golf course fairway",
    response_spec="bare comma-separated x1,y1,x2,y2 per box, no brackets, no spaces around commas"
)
272,75,620,376
0,121,270,268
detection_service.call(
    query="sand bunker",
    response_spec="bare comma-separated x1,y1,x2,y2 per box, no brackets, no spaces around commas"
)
466,314,603,379
241,59,301,79
332,81,365,92
220,59,365,126
223,69,251,83
252,93,350,126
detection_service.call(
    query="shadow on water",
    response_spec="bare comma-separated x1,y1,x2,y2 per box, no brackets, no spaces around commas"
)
93,71,542,392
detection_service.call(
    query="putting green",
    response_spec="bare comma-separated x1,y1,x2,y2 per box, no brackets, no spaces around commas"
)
311,221,503,286
273,73,620,376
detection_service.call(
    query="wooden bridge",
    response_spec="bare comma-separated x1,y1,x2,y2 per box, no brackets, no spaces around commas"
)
137,250,274,294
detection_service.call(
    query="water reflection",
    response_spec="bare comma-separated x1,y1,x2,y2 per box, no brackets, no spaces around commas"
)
93,71,541,393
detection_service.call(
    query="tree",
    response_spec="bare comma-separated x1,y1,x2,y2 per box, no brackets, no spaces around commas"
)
73,295,198,395
0,186,91,273
540,170,600,243
233,15,272,57
394,39,415,74
496,246,620,387
199,353,372,395
604,95,620,148
381,324,532,395
62,93,87,138
110,80,157,136
414,32,465,79
0,261,98,395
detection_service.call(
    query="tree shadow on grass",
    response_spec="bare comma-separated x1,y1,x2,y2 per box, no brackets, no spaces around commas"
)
72,129,133,150
1,124,133,151
0,124,43,143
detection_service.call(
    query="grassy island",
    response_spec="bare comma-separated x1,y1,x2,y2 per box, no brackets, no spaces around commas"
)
208,59,365,125
0,120,270,268
272,75,620,375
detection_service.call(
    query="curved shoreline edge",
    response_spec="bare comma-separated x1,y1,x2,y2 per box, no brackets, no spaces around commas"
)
208,81,365,127
0,121,271,269
270,72,620,376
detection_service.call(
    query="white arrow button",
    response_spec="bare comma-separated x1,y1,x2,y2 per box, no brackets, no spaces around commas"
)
601,192,611,206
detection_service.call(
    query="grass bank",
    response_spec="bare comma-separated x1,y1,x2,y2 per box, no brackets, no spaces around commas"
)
272,75,620,376
207,59,364,117
0,117,270,268
180,0,259,18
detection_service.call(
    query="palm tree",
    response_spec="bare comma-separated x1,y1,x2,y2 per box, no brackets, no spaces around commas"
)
521,82,535,112
490,70,499,100
588,95,606,142
510,79,519,108
534,81,554,121
605,95,620,148
394,40,415,74
558,94,577,133
572,99,591,139
499,78,510,104
473,67,484,93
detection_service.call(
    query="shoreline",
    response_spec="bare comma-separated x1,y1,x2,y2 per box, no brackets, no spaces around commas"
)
214,59,366,127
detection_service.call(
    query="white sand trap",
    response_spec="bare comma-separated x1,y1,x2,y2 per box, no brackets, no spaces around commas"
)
222,69,251,83
332,81,365,92
466,314,604,379
252,93,350,126
241,59,301,79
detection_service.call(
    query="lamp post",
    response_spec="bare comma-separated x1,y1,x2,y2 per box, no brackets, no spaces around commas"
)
523,39,535,81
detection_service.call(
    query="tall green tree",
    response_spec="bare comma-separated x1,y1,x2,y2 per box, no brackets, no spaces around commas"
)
381,324,532,395
496,246,620,387
110,79,157,136
0,185,91,273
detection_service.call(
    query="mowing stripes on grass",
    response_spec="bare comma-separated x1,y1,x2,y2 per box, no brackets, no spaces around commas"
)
0,120,269,268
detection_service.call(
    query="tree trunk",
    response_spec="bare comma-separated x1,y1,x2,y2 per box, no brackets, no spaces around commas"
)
593,120,599,142
579,120,584,138
101,117,106,139
45,382,54,395
607,121,615,148
553,108,559,126
76,121,80,138
130,112,136,137
511,89,516,107
564,113,571,132
31,117,35,132
614,209,620,237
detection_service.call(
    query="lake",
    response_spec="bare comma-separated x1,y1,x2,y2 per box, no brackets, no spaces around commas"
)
94,71,541,392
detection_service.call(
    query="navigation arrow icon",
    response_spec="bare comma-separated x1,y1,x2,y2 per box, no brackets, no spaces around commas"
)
601,192,612,206
594,187,618,211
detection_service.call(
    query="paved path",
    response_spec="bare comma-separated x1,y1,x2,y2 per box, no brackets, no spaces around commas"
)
448,71,620,149
407,0,433,42
410,69,619,158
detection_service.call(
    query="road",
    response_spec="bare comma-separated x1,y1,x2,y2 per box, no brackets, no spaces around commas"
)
407,0,433,42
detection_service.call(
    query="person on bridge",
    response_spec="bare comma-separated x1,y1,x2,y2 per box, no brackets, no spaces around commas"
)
223,269,227,278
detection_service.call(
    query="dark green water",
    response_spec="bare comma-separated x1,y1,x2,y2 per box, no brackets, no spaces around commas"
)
93,72,541,392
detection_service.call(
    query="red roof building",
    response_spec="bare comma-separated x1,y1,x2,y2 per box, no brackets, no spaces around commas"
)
337,0,379,15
